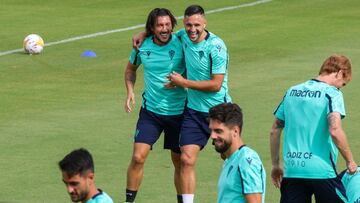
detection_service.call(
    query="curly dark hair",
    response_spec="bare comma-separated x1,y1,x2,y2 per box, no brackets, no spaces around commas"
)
209,103,243,133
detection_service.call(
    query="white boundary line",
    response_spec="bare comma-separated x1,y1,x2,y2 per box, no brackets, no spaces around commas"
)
0,0,272,57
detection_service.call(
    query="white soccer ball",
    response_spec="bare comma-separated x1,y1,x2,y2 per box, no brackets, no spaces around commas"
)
23,34,44,54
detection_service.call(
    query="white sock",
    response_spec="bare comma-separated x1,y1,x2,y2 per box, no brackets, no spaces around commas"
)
182,194,194,203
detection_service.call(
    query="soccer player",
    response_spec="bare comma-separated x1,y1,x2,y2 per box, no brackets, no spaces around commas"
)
209,103,266,203
59,148,113,203
167,5,231,203
124,8,186,203
337,167,360,203
270,54,358,203
132,5,231,202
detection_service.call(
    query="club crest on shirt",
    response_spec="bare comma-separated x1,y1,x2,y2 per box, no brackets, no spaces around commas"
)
169,50,175,60
246,157,253,165
146,51,151,58
199,51,204,60
216,44,222,52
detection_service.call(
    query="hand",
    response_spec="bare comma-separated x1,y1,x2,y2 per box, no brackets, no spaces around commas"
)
125,92,135,113
132,32,146,49
167,71,185,87
271,165,283,188
164,81,177,89
346,160,358,175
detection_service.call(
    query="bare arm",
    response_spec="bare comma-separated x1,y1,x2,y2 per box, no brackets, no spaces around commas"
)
328,112,357,174
244,193,262,203
132,31,147,49
270,118,284,188
167,71,224,92
124,61,139,113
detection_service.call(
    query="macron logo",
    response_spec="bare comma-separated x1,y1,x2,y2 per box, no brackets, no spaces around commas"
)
246,157,253,165
290,89,321,98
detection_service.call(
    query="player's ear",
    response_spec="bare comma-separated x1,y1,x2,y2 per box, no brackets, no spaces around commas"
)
232,126,240,137
337,70,344,78
87,172,94,181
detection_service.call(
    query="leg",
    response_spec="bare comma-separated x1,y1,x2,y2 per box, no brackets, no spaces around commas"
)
178,107,210,203
125,108,163,202
126,143,151,190
163,113,184,202
180,144,200,202
171,151,182,199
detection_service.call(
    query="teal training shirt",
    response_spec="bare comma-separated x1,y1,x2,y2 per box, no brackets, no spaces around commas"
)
176,29,231,113
217,145,266,203
86,190,113,203
129,34,186,115
274,79,346,179
341,167,360,203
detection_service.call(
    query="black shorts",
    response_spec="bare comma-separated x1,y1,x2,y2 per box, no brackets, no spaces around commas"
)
134,108,183,153
179,107,211,149
280,177,346,203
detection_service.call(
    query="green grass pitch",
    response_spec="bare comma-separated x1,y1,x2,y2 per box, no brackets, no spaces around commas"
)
1,0,360,202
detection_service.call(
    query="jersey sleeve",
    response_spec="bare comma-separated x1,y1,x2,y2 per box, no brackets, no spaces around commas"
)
210,39,227,74
129,48,141,66
274,92,287,121
326,89,345,118
238,152,265,194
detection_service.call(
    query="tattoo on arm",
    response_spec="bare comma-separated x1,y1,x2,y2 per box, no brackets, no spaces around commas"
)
125,71,136,84
125,65,137,85
275,119,285,129
328,113,338,129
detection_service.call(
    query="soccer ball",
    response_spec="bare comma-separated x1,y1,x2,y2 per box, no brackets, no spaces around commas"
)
23,34,44,54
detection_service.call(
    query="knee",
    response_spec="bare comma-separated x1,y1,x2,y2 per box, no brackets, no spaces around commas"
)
131,153,146,166
180,153,196,168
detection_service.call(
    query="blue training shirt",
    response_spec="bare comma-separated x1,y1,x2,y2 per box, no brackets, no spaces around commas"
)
176,29,231,113
217,145,266,203
86,189,113,203
274,79,345,178
129,34,186,115
337,167,360,203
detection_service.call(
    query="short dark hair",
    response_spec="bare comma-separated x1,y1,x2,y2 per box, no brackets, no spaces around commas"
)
184,5,205,17
145,8,177,36
59,148,94,177
209,103,243,133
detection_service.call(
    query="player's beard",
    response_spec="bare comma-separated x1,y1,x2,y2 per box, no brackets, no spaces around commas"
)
186,28,205,43
154,32,171,45
187,30,199,42
214,139,231,154
70,190,87,202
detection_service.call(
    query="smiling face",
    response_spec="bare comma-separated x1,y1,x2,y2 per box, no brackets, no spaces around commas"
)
62,172,93,202
183,14,207,43
209,119,235,154
152,15,173,45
